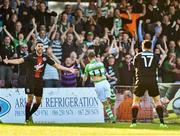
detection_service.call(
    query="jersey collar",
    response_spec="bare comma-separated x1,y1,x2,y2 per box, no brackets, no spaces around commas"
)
90,59,96,64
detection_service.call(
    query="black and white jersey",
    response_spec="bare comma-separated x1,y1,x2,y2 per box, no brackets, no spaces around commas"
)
36,33,50,49
133,51,159,84
51,40,62,61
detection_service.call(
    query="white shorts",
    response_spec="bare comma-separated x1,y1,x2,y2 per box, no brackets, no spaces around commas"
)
94,80,111,102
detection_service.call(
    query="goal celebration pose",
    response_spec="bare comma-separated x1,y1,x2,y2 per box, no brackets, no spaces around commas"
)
130,40,167,128
3,42,77,123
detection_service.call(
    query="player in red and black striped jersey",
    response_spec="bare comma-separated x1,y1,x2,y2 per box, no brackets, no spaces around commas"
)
3,42,77,123
130,40,168,128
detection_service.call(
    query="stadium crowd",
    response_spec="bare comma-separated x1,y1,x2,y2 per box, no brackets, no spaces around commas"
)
0,0,179,88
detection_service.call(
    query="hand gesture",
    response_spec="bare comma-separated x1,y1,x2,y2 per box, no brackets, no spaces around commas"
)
139,20,143,24
69,68,79,74
156,44,161,49
3,56,9,64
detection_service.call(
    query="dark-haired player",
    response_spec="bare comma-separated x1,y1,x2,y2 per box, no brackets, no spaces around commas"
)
130,40,167,128
3,42,77,124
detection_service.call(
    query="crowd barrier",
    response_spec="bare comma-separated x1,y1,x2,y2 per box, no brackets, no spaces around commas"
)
113,86,153,122
0,84,179,124
0,88,104,124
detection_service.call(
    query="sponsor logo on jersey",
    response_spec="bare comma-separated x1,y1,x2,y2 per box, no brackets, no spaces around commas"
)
43,57,46,61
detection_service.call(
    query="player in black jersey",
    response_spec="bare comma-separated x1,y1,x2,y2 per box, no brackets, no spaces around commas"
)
130,40,167,128
3,42,77,124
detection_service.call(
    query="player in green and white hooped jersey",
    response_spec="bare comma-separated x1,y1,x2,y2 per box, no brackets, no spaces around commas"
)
84,50,116,123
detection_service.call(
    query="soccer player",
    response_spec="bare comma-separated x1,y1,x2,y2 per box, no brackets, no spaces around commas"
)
3,42,77,123
130,40,167,128
83,50,116,123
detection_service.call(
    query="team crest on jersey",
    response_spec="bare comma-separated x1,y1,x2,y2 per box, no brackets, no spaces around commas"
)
43,57,46,61
26,88,30,93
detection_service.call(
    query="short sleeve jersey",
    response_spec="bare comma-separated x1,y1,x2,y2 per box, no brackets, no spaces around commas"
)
85,59,106,82
133,51,159,84
23,52,55,79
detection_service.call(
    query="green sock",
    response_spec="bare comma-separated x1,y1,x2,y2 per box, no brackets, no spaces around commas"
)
105,106,114,119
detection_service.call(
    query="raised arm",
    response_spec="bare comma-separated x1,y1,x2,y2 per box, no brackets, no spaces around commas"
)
72,25,81,41
32,18,38,35
51,25,58,40
138,20,143,42
16,0,21,6
158,45,167,68
48,24,56,38
3,26,14,41
129,38,136,56
26,27,36,41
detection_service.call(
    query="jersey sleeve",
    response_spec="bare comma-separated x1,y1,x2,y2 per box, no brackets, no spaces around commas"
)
133,54,138,68
46,56,55,66
84,64,89,76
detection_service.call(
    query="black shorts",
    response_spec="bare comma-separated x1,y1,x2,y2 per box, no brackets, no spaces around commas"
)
25,78,43,97
134,82,159,97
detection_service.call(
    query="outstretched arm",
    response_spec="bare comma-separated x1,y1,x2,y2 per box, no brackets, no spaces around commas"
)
53,63,77,73
3,56,24,65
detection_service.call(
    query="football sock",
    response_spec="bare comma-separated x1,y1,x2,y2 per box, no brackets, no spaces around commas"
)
132,106,139,123
25,103,31,121
105,106,114,120
29,103,40,117
156,105,164,124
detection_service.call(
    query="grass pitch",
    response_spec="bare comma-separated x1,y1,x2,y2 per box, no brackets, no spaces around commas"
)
0,114,180,136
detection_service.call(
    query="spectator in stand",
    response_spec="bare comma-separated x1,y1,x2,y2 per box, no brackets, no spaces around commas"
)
50,25,62,62
61,26,81,63
84,0,97,17
33,1,57,30
111,8,132,38
83,31,95,50
108,37,119,58
117,0,129,13
43,47,61,87
10,21,23,39
162,52,176,83
118,53,134,86
74,8,86,34
120,3,146,37
0,36,17,87
0,0,14,26
57,12,70,35
173,57,180,82
161,15,172,37
167,40,176,53
6,13,18,34
145,0,162,25
105,55,118,87
138,20,162,51
63,4,74,24
100,0,109,18
16,0,34,33
176,39,180,57
17,43,29,87
61,57,78,87
3,25,35,49
33,18,56,50
131,0,146,13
